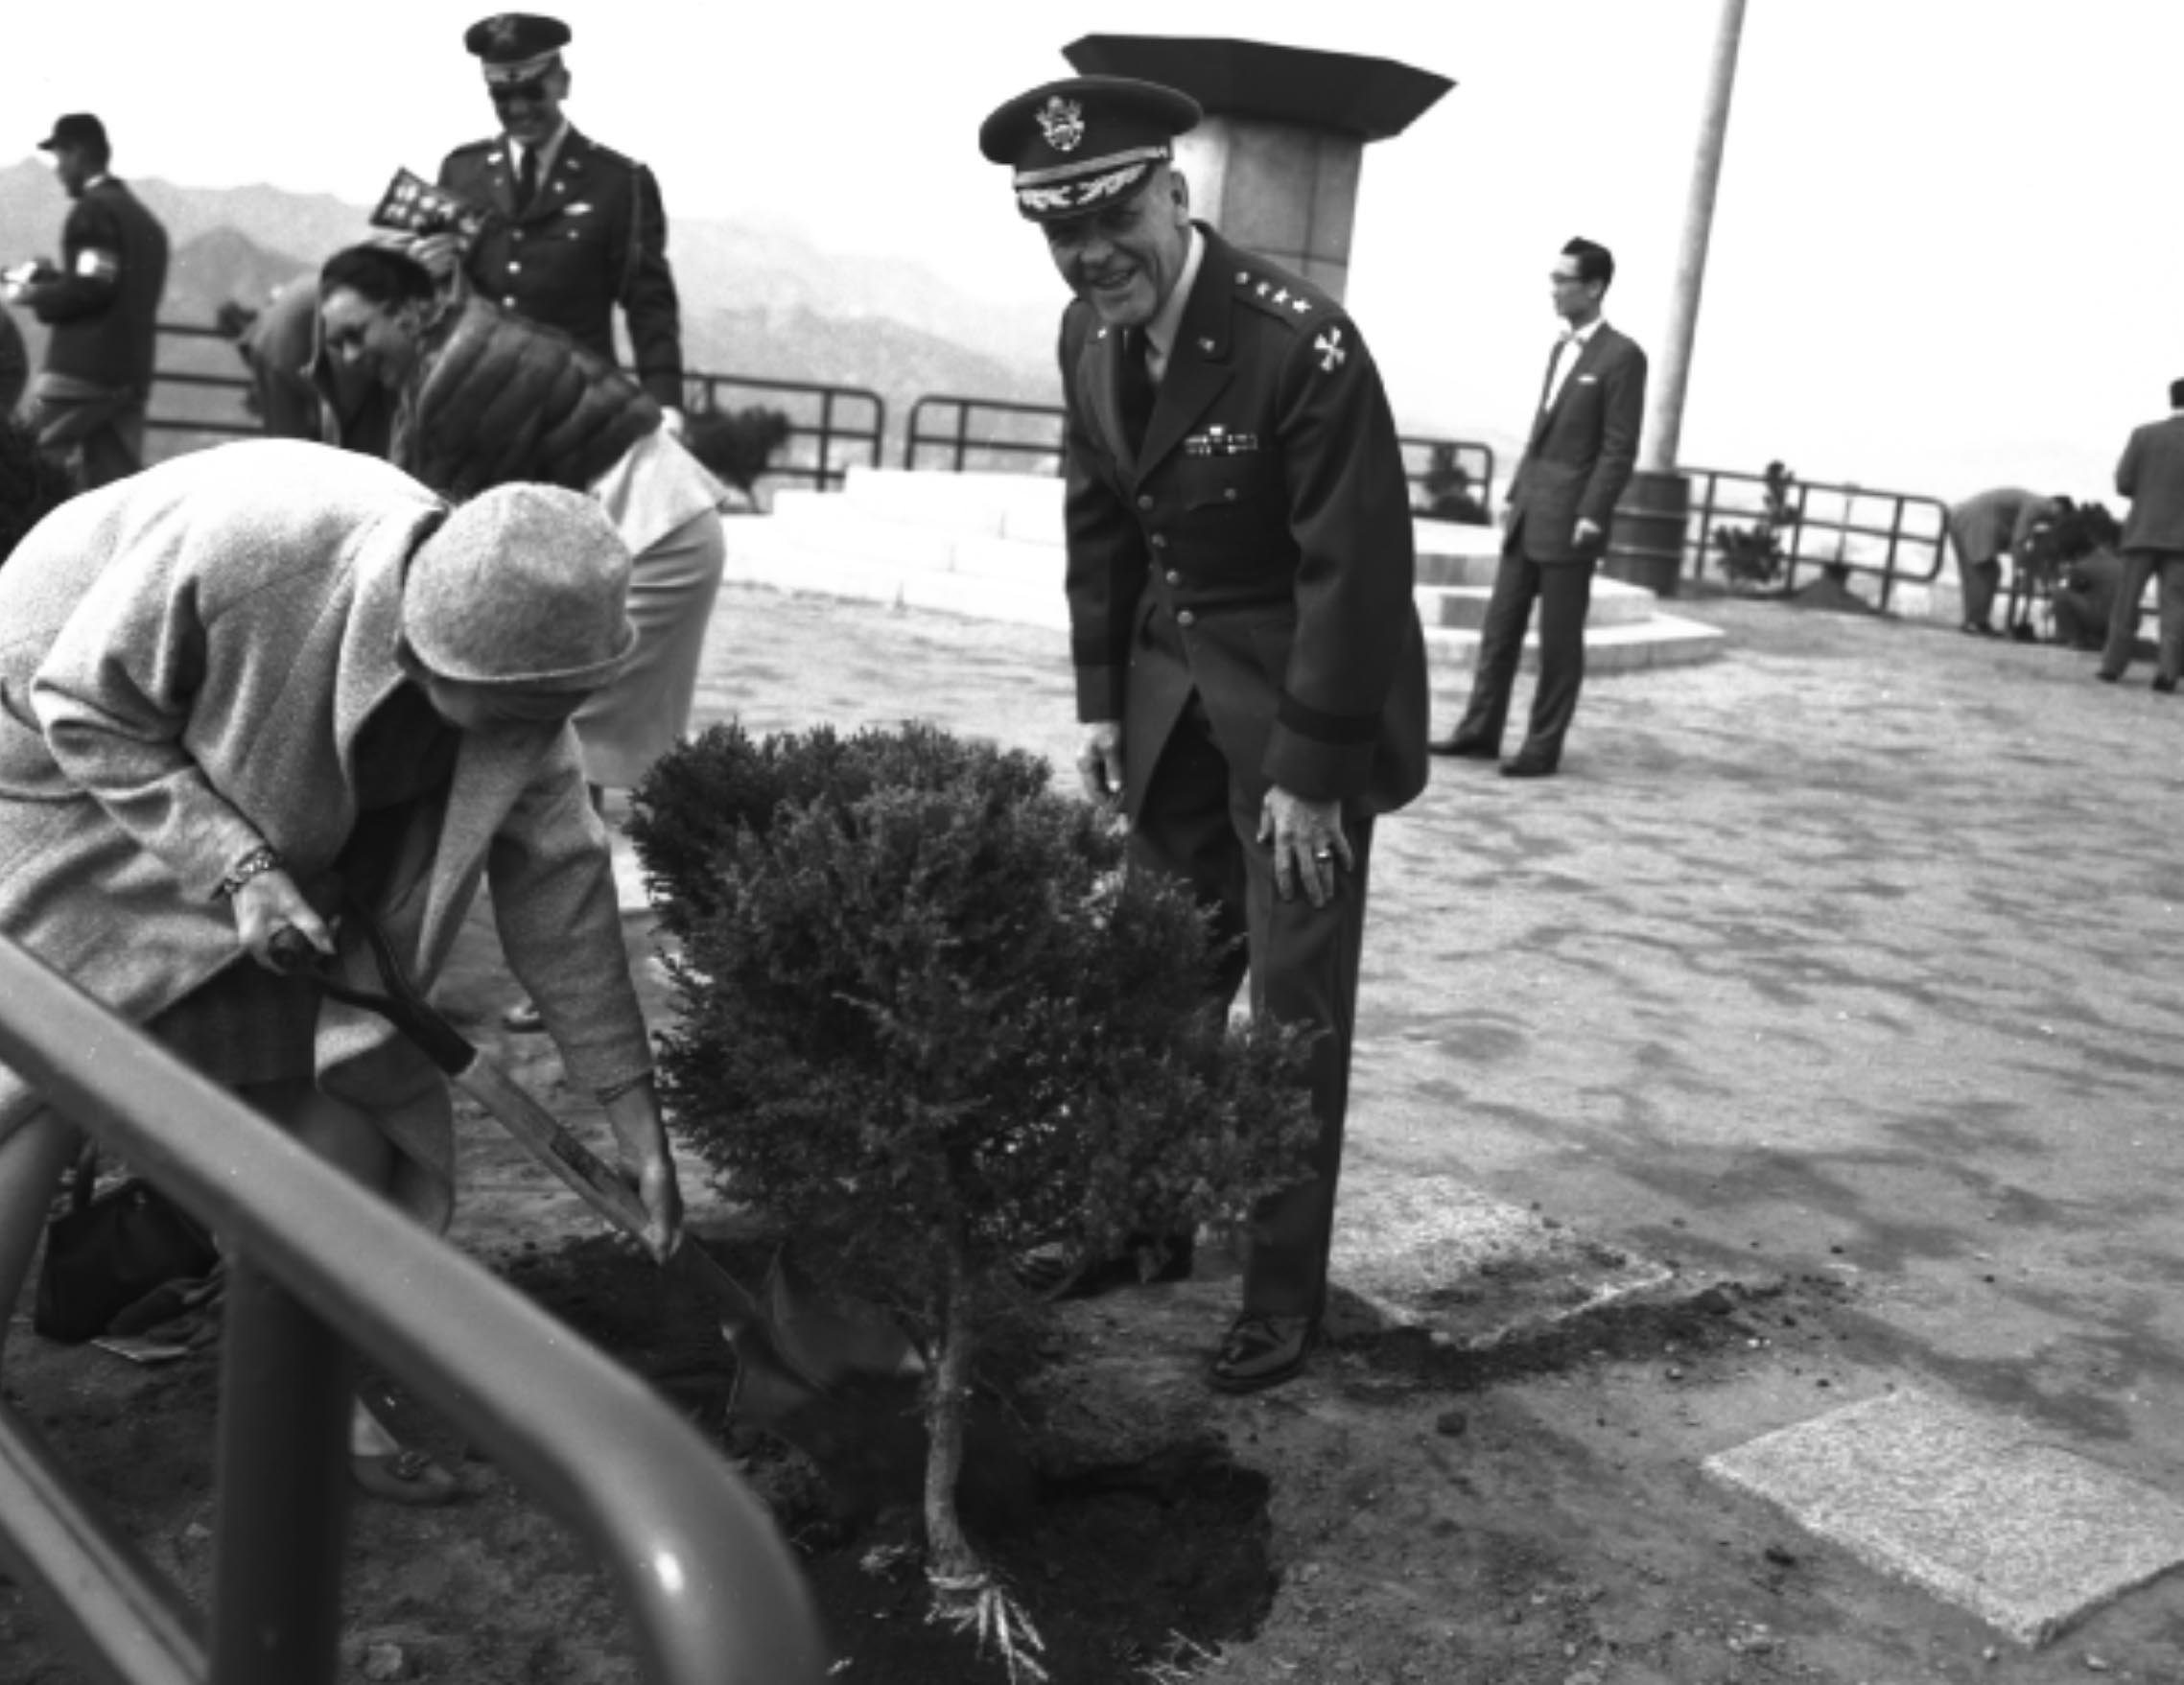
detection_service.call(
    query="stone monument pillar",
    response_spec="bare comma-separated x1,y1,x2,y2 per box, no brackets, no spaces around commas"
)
1062,35,1452,305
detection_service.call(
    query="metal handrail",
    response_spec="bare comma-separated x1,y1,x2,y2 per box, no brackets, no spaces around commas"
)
902,394,1067,475
145,321,258,446
901,394,1501,509
0,935,828,1684
683,370,885,496
1400,434,1496,514
1682,464,1950,613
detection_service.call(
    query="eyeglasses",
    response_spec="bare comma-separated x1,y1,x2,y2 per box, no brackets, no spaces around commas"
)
487,77,552,107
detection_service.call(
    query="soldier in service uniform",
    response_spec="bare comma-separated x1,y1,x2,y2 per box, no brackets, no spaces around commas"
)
424,13,685,425
980,77,1429,1393
5,115,169,488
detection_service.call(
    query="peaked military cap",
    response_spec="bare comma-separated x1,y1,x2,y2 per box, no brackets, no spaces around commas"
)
463,12,572,78
979,76,1201,223
36,113,107,152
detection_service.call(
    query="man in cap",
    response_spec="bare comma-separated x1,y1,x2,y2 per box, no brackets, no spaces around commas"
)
2,115,169,487
981,77,1429,1393
423,13,686,427
1434,238,1647,777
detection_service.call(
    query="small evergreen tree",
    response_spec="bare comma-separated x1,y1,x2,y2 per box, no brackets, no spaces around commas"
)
631,722,1320,1674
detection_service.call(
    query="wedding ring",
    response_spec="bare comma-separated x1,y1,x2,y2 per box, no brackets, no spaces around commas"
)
1313,849,1334,861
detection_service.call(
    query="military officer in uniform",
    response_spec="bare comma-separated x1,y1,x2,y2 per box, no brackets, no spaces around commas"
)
980,78,1429,1393
425,13,685,424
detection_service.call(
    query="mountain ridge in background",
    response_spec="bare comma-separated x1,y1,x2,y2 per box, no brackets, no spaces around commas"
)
2,160,1498,467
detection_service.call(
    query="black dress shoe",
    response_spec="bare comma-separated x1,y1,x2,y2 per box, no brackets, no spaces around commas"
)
1015,1231,1194,1299
1430,732,1498,760
1209,1313,1315,1393
2155,676,2178,694
2096,670,2123,684
1498,753,1559,779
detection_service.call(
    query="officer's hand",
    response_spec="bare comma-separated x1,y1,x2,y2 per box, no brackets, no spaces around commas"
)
658,406,687,440
408,233,465,280
233,870,337,971
1076,721,1125,808
1574,517,1605,551
1257,786,1351,909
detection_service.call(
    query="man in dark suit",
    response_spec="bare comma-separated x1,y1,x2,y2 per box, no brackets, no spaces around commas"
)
1946,487,2064,639
420,13,685,424
2099,378,2184,691
980,77,1429,1393
1434,239,1646,777
4,115,168,488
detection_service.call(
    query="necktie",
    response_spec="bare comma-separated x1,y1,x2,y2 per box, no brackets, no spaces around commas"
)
1540,337,1574,411
1118,329,1157,453
514,147,540,213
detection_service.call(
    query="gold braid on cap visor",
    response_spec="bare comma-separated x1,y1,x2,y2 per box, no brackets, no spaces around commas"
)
1017,153,1166,218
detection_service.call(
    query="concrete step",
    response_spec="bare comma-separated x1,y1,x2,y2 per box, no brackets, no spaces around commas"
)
953,534,1066,583
1418,575,1657,633
1416,550,1505,589
720,519,1066,630
834,465,1063,538
1422,612,1727,675
767,495,960,570
727,501,1726,674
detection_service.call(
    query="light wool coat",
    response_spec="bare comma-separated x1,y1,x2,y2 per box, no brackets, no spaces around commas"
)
0,441,650,1220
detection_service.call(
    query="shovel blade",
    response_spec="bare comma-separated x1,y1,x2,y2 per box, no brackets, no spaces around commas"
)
761,1250,925,1392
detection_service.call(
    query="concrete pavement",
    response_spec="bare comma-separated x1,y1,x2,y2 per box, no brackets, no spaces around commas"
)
669,575,2184,1646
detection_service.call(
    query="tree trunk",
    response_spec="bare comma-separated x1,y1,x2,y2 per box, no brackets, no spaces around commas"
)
922,1229,980,1580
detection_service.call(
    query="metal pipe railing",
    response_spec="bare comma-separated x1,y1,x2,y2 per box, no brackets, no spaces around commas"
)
0,934,828,1685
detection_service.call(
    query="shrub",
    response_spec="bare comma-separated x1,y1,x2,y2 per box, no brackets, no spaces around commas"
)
1712,458,1797,586
681,404,793,503
629,722,1320,1671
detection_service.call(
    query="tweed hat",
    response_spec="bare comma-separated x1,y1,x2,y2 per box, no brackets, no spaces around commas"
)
404,484,636,693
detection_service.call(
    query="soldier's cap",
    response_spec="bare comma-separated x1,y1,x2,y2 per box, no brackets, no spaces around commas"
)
978,76,1200,224
36,114,107,153
463,12,571,82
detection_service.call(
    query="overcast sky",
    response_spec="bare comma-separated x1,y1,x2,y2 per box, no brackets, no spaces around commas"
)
8,2,2181,504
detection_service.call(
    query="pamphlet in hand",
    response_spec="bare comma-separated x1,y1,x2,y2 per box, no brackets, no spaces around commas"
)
370,169,493,243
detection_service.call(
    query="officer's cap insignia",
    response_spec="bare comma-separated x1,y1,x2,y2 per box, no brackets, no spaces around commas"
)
982,76,1201,224
1037,97,1086,152
487,13,519,46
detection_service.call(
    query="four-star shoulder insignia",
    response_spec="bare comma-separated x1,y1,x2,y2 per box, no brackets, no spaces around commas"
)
1234,265,1333,333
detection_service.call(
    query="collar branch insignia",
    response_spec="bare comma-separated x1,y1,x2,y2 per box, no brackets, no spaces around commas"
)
1315,327,1346,371
1037,97,1086,152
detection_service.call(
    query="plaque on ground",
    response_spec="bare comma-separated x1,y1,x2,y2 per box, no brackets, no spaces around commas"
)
1327,1173,1672,1345
1705,1388,2184,1645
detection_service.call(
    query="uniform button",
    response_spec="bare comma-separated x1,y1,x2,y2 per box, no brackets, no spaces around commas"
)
503,295,518,307
1224,488,1238,502
1176,610,1196,628
1136,494,1153,511
1150,533,1168,550
512,230,526,244
1164,570,1181,585
508,262,523,273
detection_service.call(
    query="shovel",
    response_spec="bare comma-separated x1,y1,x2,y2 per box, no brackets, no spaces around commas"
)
264,912,981,1507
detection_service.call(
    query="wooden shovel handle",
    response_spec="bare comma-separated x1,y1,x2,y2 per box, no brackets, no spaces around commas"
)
454,1057,764,1331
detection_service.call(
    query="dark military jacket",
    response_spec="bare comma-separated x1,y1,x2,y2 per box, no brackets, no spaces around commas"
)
1060,224,1427,819
438,127,683,407
24,177,169,395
